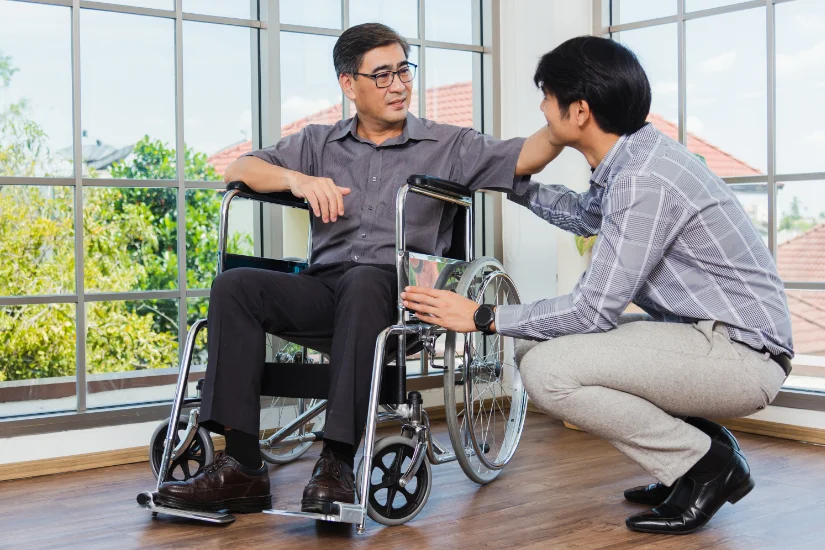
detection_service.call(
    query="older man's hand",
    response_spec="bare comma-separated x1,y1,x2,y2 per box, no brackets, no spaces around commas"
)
401,286,489,333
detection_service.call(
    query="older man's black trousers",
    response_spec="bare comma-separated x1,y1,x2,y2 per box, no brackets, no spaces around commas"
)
199,261,397,447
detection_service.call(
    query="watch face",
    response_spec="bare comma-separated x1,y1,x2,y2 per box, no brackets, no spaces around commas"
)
475,305,494,327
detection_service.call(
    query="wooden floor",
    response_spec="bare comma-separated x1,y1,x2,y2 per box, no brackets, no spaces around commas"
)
2,414,825,549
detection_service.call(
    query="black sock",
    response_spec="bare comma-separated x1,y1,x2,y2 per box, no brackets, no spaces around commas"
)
685,417,724,439
323,438,355,469
224,429,262,470
688,439,733,483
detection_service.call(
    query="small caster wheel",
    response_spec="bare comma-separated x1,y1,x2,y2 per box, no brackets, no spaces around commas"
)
151,512,158,517
356,436,432,526
149,417,214,482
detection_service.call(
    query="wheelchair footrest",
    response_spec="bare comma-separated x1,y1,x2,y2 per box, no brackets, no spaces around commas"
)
136,491,236,524
263,502,365,524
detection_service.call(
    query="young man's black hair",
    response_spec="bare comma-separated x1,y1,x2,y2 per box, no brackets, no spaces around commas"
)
533,36,651,136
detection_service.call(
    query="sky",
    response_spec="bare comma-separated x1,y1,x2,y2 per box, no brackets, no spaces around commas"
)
0,0,822,234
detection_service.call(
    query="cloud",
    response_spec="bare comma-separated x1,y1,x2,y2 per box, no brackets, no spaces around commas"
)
803,130,825,143
281,97,333,126
653,81,678,95
793,14,824,33
687,116,704,135
691,97,716,107
777,41,825,76
700,51,737,73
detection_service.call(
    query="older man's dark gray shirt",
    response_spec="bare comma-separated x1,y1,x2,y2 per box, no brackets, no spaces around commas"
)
244,113,529,265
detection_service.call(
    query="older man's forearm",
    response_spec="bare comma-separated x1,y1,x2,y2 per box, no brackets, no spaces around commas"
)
223,156,296,193
515,126,564,175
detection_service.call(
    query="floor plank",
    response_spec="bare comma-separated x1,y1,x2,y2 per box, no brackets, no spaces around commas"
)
1,414,824,549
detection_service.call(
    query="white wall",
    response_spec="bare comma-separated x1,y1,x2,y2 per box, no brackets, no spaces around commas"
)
498,0,594,304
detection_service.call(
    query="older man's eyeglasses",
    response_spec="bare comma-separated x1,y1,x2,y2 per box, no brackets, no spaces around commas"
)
353,63,417,89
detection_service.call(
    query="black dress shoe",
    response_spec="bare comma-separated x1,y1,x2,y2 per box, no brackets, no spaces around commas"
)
625,449,754,535
301,451,356,513
624,425,740,505
156,452,272,513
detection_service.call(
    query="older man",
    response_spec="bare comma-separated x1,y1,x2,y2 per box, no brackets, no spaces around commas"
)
155,22,561,514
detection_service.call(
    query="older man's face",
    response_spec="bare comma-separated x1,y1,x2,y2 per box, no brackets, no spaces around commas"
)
348,43,412,125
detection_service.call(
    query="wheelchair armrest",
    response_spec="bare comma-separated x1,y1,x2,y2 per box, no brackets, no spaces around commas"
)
226,181,308,210
407,174,472,201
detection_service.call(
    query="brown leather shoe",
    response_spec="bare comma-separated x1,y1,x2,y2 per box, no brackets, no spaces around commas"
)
156,452,271,513
301,451,356,513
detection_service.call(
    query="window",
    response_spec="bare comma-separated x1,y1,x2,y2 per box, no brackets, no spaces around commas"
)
1,1,487,427
604,0,825,395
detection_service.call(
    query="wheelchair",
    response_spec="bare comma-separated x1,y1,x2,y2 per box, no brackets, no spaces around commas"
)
137,174,528,533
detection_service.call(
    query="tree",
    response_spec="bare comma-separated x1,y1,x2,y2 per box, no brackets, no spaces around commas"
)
0,50,250,382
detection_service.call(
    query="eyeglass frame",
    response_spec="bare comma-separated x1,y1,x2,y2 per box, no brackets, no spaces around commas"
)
352,62,418,89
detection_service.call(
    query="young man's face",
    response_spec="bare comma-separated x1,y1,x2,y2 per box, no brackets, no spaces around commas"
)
342,43,412,125
540,92,581,146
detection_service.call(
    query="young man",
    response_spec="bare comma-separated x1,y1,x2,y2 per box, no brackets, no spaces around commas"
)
402,36,793,535
155,23,561,514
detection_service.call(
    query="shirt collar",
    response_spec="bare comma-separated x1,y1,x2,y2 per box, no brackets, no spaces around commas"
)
327,112,437,145
591,122,656,187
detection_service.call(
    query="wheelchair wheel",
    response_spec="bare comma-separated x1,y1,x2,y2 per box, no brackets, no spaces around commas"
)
356,436,432,526
443,258,528,485
259,337,327,464
150,417,214,482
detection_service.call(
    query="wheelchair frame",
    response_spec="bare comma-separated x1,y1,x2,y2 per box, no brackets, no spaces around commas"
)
137,175,526,533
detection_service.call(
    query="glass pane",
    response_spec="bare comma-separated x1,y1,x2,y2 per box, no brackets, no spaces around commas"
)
280,32,341,129
183,22,253,180
83,187,178,292
777,181,825,283
280,0,341,29
425,48,474,128
0,2,73,177
81,10,175,179
186,189,254,289
0,186,75,296
730,183,768,245
784,290,825,382
612,0,676,25
425,0,476,44
187,297,209,369
0,303,76,418
94,0,172,9
615,24,678,132
86,299,179,408
183,0,254,19
687,1,750,12
350,0,419,39
686,8,766,177
776,0,825,174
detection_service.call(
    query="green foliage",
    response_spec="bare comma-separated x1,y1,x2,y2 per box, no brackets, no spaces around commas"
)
574,234,597,257
0,51,251,382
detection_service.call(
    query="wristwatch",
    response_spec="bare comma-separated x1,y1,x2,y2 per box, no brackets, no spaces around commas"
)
473,304,496,335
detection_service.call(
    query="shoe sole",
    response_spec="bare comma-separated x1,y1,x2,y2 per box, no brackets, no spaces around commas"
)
301,498,355,514
626,476,755,535
155,493,272,514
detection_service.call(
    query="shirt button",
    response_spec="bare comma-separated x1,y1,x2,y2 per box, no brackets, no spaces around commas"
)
354,255,359,261
361,233,366,238
368,206,373,210
372,177,377,182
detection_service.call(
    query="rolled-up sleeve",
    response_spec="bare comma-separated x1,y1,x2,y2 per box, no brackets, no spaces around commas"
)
495,177,687,340
242,128,315,175
455,129,531,194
